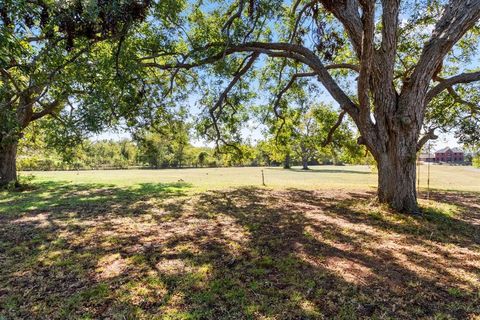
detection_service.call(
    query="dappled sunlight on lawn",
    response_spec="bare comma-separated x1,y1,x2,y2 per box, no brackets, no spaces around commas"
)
0,184,479,319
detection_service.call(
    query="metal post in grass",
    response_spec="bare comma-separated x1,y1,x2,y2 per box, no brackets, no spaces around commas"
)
417,155,421,197
261,169,265,186
427,160,431,200
427,142,431,200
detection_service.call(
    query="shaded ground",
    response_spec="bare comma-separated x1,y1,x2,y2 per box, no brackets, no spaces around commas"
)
0,182,479,319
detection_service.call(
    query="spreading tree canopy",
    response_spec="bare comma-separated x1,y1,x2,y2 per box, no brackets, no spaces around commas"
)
134,0,480,213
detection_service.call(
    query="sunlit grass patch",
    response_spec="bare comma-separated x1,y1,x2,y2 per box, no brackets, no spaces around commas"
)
420,198,460,218
118,276,169,307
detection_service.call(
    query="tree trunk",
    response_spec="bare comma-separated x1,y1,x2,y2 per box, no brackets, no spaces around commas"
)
375,143,419,213
0,142,18,186
302,156,309,170
283,153,291,169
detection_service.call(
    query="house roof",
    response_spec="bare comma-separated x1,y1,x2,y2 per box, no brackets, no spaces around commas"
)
436,147,450,153
435,147,463,154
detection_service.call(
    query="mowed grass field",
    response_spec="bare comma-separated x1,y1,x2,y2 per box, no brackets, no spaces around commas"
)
1,165,479,319
18,164,480,192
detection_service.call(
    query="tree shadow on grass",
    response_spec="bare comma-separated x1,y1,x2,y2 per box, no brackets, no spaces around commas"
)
0,185,479,319
286,188,480,249
186,188,480,319
0,181,191,215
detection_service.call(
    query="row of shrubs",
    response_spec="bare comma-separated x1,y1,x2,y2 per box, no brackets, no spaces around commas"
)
17,156,132,171
17,156,231,171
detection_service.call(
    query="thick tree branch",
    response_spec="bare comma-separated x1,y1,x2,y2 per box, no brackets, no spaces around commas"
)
143,42,361,119
368,1,400,151
30,99,63,122
232,44,361,118
372,0,400,102
325,63,359,72
378,0,400,71
426,71,480,103
357,0,375,110
417,129,438,151
405,0,480,97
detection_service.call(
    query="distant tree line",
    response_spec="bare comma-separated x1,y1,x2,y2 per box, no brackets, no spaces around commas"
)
471,146,480,169
16,114,371,171
17,137,371,171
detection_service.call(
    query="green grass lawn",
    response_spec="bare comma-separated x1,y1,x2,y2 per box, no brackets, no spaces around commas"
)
1,165,479,319
18,164,480,192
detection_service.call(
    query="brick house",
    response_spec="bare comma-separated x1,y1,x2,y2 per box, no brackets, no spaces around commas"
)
434,147,464,163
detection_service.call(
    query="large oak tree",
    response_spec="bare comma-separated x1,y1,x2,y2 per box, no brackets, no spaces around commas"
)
0,0,152,185
140,0,480,213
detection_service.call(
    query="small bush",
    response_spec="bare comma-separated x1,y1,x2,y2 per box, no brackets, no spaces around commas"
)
473,155,480,168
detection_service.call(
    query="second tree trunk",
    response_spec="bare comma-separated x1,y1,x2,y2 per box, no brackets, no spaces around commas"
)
0,142,18,186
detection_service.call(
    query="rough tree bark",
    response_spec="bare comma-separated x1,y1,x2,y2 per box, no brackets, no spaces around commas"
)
373,134,419,213
0,141,18,186
362,91,422,212
377,154,417,213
